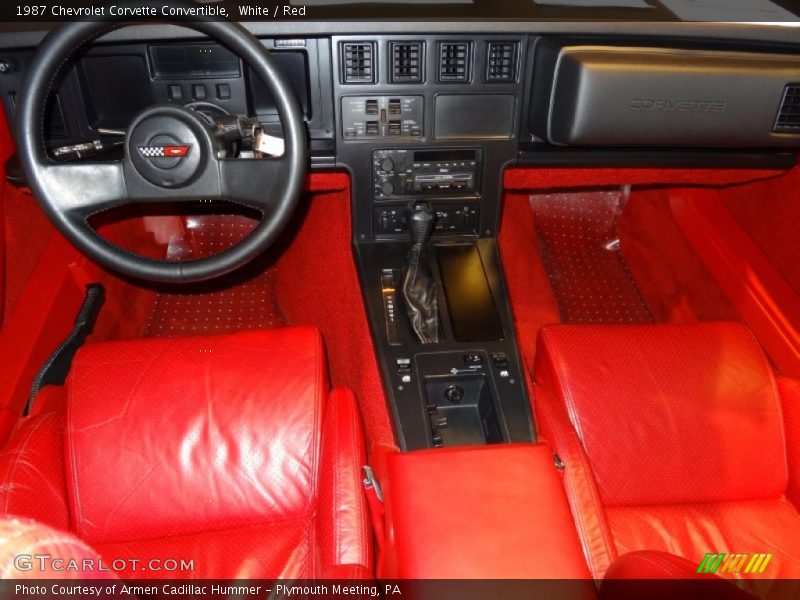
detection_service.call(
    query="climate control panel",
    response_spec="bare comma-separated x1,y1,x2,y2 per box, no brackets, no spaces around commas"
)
374,203,480,238
341,96,423,139
373,148,482,199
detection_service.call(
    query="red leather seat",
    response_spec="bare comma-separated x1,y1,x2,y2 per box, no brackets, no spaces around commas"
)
0,517,117,579
0,327,372,579
534,323,800,596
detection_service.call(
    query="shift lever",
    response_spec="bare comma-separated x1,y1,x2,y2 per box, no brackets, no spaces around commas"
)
408,201,436,247
402,202,440,344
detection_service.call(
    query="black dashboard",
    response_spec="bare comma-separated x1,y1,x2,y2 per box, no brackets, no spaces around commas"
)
0,24,798,244
1,26,799,243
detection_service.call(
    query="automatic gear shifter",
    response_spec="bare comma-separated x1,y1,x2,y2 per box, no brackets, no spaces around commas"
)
402,202,440,344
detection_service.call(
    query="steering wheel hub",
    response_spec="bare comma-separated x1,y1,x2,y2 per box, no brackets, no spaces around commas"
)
127,106,208,188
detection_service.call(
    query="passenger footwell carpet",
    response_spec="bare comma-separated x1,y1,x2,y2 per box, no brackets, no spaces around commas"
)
531,189,655,324
144,215,287,337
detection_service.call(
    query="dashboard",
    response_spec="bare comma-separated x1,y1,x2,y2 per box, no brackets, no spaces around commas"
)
0,21,799,246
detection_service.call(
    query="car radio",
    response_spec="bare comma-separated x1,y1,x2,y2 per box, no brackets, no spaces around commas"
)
373,148,482,199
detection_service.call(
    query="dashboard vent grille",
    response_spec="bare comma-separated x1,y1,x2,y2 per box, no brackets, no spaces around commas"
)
390,42,423,83
775,84,800,132
438,42,470,82
341,42,375,84
486,41,518,82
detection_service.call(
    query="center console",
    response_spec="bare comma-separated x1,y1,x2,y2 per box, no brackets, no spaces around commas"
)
357,142,532,451
337,34,534,451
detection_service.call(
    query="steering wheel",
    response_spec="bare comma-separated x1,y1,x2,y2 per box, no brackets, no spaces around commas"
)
15,14,307,283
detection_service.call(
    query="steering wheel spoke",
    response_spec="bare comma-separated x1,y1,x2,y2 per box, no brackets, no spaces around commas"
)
219,156,289,212
40,161,128,219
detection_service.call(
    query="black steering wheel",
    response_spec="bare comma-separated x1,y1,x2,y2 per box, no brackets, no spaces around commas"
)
15,14,307,283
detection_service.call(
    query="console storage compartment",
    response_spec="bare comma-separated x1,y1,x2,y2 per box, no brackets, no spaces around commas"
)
423,371,503,446
377,443,592,579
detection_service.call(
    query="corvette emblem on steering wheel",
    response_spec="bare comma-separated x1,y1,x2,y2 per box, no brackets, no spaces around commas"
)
138,144,191,158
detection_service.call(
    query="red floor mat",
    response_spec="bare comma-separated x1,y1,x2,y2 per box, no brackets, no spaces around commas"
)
531,189,654,324
144,215,287,337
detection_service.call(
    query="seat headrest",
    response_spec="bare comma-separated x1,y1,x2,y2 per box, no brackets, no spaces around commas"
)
66,327,326,545
535,323,788,505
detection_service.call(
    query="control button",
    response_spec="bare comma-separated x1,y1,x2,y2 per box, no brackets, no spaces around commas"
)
434,417,449,429
167,84,183,102
380,158,395,172
444,385,464,404
192,84,207,100
491,352,510,369
432,433,444,447
462,352,484,366
396,358,412,376
216,83,231,100
380,181,395,196
0,60,14,74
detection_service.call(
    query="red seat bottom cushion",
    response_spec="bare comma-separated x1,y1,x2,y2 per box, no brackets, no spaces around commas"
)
608,498,800,575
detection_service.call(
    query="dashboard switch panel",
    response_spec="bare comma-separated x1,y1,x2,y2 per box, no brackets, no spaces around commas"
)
342,96,423,139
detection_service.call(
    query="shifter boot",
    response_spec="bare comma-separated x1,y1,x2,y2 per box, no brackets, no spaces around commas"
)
403,245,440,343
402,203,440,344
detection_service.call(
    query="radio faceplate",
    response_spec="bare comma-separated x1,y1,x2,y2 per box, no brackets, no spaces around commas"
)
373,148,482,199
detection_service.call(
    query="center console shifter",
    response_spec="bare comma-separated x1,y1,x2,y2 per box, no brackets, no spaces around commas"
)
356,145,534,450
402,202,440,344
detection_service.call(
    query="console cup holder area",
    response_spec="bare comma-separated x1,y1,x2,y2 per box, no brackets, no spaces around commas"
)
424,374,504,447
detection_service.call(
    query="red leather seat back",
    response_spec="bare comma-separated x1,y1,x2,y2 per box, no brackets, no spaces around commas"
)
535,323,788,506
66,327,326,545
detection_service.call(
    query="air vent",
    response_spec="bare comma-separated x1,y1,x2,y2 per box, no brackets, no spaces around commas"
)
775,84,800,132
390,42,423,83
486,41,518,82
438,42,470,83
341,42,376,84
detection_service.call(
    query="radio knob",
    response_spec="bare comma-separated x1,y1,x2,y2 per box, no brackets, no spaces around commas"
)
380,181,395,196
380,158,395,173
